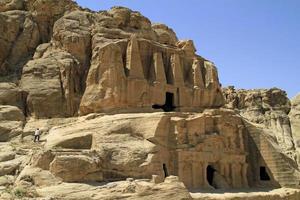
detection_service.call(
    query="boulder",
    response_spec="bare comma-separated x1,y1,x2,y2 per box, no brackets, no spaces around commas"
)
0,105,24,121
0,152,15,162
49,154,102,182
152,23,178,45
0,158,21,176
16,166,61,187
0,0,24,12
0,175,14,186
31,150,55,170
0,83,24,108
0,121,23,142
0,105,24,142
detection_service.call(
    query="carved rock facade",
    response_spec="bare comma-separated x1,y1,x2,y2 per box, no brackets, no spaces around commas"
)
1,1,300,199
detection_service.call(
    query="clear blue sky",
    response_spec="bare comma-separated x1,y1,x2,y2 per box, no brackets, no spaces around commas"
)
75,0,300,98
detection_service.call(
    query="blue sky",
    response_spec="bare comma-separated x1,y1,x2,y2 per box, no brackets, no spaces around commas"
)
75,0,300,98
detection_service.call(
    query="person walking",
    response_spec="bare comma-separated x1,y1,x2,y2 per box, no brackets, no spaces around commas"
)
34,128,41,142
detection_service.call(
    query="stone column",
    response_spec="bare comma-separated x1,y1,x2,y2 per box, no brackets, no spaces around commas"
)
192,59,204,89
187,162,193,189
231,163,242,188
238,126,245,151
219,162,225,177
192,161,203,188
230,163,236,188
203,61,219,88
178,153,184,182
170,54,184,86
153,52,167,84
242,163,249,187
202,162,209,188
126,35,145,79
224,163,231,186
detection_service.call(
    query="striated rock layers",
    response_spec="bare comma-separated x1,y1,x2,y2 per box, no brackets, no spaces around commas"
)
1,0,224,119
290,94,300,145
0,1,300,200
223,87,295,151
222,87,300,186
289,94,300,166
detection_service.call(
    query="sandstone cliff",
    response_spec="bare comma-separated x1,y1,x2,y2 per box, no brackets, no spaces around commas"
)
290,94,300,144
1,0,224,120
223,87,294,151
0,1,300,200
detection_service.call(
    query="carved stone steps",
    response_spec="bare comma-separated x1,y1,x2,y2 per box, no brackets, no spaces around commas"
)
244,121,300,188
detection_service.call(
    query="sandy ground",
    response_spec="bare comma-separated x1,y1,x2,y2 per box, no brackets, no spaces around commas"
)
191,187,300,200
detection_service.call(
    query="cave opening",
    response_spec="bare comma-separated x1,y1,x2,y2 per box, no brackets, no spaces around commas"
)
152,92,175,112
206,165,216,187
163,163,169,177
260,166,271,181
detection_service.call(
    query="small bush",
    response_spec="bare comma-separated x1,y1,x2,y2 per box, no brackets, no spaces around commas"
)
14,187,26,198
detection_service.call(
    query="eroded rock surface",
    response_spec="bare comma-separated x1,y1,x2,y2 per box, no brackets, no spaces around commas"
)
1,0,300,199
0,105,24,142
290,94,300,145
2,2,224,119
223,86,295,152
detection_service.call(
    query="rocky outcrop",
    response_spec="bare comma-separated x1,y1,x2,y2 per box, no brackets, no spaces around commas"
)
0,105,24,141
0,0,79,77
0,9,40,77
1,3,224,119
20,49,83,118
289,94,300,166
35,176,193,200
290,94,300,146
223,87,295,151
36,110,260,189
0,143,22,177
191,188,300,200
0,82,24,109
1,0,300,199
15,166,62,187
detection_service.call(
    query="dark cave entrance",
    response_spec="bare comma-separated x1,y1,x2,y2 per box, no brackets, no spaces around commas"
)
206,165,216,187
152,92,175,112
163,163,169,177
260,166,271,181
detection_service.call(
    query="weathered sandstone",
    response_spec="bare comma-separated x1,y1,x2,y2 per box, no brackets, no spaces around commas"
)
0,0,300,199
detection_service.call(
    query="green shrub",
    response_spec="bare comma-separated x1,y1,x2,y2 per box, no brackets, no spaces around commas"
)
14,187,26,198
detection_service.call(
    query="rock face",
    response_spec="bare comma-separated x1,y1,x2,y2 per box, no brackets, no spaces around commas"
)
1,1,300,199
2,3,224,119
0,105,24,142
289,94,300,166
35,176,193,200
223,87,295,151
223,87,300,188
290,94,300,146
42,111,250,188
0,83,24,109
0,0,78,77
